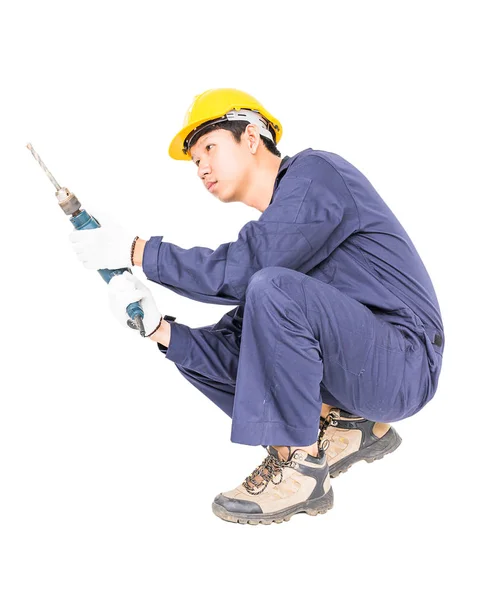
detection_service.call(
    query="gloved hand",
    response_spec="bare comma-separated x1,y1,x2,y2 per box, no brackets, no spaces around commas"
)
108,272,163,337
69,211,137,270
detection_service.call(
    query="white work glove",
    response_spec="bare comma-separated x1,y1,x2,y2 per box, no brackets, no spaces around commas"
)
108,272,163,337
69,211,137,270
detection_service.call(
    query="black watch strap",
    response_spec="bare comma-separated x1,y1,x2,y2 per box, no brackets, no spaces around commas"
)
158,315,176,352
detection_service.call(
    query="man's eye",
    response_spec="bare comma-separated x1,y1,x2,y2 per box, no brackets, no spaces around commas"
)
195,145,213,166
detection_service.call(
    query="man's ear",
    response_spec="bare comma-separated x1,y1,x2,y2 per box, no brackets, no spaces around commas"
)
244,123,261,155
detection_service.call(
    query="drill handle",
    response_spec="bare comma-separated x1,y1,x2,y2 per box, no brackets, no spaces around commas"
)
70,209,145,334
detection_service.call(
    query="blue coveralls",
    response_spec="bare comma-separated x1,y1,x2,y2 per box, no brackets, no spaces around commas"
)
142,149,444,447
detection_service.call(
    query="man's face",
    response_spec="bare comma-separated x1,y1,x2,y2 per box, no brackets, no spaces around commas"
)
188,128,253,203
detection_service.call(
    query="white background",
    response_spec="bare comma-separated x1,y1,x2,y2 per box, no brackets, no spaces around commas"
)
1,1,483,598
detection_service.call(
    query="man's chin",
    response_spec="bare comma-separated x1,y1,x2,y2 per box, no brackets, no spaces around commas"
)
219,189,239,203
217,190,233,203
218,196,238,204
214,183,239,203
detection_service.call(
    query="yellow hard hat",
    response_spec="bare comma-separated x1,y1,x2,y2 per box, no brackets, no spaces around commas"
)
168,88,283,160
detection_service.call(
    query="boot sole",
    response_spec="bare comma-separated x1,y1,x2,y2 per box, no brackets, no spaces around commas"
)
212,487,334,525
329,427,402,478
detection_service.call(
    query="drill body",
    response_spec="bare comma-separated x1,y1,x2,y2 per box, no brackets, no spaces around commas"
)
70,207,144,323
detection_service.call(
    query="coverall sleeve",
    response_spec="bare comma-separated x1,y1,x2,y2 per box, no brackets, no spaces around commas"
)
142,155,359,304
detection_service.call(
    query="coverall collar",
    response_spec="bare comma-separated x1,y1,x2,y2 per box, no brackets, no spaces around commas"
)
269,154,292,205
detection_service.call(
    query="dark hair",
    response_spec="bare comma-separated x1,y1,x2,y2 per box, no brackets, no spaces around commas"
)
188,120,281,157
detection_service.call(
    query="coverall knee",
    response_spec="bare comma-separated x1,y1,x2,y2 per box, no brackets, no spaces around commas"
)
164,266,440,447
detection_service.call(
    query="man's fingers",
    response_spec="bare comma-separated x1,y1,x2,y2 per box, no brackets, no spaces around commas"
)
109,273,134,291
108,275,145,304
121,271,150,293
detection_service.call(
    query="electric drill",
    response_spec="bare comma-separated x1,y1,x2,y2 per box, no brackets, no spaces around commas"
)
27,144,146,336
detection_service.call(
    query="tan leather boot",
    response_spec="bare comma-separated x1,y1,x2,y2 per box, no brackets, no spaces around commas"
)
318,408,402,478
212,445,334,525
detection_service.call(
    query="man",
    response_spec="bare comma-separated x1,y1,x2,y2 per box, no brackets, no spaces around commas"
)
70,88,445,525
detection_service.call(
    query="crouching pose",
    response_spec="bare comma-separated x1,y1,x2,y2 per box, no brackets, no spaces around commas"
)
70,88,444,525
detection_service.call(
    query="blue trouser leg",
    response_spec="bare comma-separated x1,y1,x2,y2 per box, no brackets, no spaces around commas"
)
164,307,242,419
165,267,439,447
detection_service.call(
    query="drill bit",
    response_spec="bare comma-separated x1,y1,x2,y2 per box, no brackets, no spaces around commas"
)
26,143,62,190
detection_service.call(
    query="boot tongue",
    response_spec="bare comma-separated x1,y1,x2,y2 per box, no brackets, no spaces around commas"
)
268,446,300,461
268,446,294,460
267,446,280,458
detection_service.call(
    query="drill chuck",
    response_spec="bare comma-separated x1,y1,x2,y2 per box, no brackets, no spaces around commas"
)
56,187,82,216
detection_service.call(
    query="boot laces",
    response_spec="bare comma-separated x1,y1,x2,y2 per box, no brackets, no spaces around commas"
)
242,451,296,496
317,410,340,451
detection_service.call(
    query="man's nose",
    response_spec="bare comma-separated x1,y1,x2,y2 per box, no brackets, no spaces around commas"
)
198,161,211,179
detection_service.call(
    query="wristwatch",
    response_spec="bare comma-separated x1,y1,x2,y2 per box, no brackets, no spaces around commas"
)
158,314,176,353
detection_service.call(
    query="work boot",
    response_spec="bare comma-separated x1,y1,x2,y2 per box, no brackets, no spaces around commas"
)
318,408,402,478
212,445,334,525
